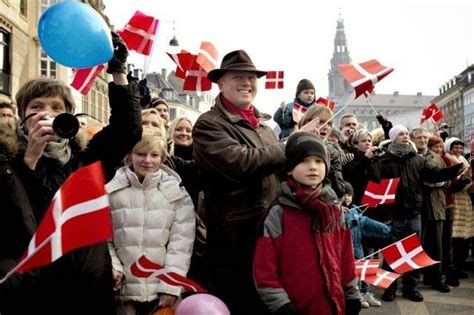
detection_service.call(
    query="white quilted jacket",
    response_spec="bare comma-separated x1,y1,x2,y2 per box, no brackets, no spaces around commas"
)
106,165,195,302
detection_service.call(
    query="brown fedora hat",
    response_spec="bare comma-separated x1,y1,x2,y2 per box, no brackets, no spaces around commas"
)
208,50,267,83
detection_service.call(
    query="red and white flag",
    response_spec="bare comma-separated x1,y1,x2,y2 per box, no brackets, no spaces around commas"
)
18,162,110,273
361,178,400,208
70,65,105,95
420,103,444,125
183,61,212,92
167,50,196,79
130,255,207,293
292,103,308,123
196,41,219,73
364,269,401,289
338,59,394,98
381,233,438,274
265,71,284,89
117,11,159,55
316,97,336,111
355,259,381,281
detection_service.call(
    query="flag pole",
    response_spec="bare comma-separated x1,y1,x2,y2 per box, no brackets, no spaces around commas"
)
356,232,416,262
317,96,353,131
364,95,377,112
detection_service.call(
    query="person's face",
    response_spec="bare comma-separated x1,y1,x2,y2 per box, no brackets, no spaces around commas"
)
173,119,193,147
0,108,15,128
413,130,429,150
340,117,359,131
155,104,169,124
77,116,88,129
218,71,258,109
131,150,162,182
430,143,444,155
24,96,66,134
451,144,464,156
328,134,339,145
142,114,162,130
342,193,353,205
394,130,410,144
356,136,372,153
297,89,315,104
288,155,326,188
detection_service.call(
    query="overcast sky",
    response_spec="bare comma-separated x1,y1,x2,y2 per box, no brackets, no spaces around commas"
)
103,0,473,116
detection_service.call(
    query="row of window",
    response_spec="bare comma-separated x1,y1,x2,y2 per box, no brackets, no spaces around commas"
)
353,109,399,116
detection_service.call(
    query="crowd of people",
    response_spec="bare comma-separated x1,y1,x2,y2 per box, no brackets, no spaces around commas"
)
1,40,473,315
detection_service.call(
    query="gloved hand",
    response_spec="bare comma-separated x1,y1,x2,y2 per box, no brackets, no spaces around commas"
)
376,114,393,140
107,32,129,74
345,298,361,315
274,302,297,315
138,78,151,108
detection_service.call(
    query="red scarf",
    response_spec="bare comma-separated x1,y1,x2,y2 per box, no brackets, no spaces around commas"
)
220,94,259,129
286,176,336,233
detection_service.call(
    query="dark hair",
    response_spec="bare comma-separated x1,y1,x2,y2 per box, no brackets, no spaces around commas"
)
15,78,75,119
151,97,169,109
0,102,13,111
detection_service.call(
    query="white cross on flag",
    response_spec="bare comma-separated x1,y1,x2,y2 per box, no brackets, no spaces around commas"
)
265,71,284,89
381,233,438,274
420,103,444,125
355,259,381,281
18,162,110,273
316,97,335,111
182,61,212,92
70,65,105,95
361,178,400,208
130,255,207,293
364,269,401,289
292,103,308,123
117,11,159,56
338,59,394,98
196,41,219,73
167,50,196,79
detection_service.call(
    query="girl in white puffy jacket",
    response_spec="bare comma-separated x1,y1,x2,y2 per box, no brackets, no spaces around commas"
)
106,130,195,315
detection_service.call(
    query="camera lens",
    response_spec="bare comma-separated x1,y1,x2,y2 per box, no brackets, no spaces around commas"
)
52,113,79,138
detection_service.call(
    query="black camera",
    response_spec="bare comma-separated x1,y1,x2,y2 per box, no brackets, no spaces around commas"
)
43,113,80,139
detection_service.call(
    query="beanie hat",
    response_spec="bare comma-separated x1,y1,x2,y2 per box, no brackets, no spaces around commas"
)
444,137,464,153
295,79,315,97
343,181,354,196
285,132,329,173
388,124,408,142
151,97,169,109
427,135,443,148
330,128,340,139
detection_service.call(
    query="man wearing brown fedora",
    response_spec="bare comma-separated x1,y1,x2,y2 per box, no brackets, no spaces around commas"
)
192,50,285,314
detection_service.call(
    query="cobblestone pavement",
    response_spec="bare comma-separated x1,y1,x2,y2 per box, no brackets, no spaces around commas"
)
362,263,474,314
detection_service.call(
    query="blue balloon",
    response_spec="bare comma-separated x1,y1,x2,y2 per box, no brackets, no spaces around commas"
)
38,1,113,68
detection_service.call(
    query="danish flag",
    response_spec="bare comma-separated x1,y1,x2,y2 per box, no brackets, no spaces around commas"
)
292,103,308,123
117,11,159,55
130,255,207,293
355,259,381,281
361,178,400,208
338,59,394,98
265,71,284,89
196,41,219,73
167,50,196,79
316,97,335,111
0,162,111,280
70,65,105,95
381,233,438,274
364,269,401,289
182,62,212,92
420,103,444,125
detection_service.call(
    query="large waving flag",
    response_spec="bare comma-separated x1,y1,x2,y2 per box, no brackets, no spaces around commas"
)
338,59,394,98
361,178,400,208
265,71,284,89
196,41,219,73
118,11,159,55
381,233,438,274
0,162,111,282
420,103,444,125
70,65,105,95
130,255,207,293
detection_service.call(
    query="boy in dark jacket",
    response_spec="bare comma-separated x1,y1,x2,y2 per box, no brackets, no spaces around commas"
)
253,132,360,315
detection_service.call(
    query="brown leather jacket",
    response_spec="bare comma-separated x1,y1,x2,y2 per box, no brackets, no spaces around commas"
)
193,95,285,246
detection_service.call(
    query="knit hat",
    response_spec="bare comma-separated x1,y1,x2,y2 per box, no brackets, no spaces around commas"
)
444,137,464,152
388,124,408,142
295,79,315,97
151,97,169,109
330,128,340,139
428,135,443,148
343,181,354,196
285,132,329,173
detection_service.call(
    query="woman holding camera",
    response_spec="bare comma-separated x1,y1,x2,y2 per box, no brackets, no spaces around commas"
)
0,33,142,314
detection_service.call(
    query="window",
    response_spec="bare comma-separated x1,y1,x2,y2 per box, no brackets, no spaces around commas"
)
41,0,61,14
40,49,56,78
169,107,176,121
0,29,11,95
20,0,28,16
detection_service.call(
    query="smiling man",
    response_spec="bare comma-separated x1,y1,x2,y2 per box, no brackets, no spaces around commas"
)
192,50,285,315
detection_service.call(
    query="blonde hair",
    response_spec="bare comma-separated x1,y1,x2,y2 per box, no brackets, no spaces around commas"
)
351,129,372,146
141,108,166,139
297,105,333,128
128,129,168,165
168,116,193,155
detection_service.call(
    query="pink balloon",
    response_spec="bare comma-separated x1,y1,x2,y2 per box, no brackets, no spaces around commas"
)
176,294,230,315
